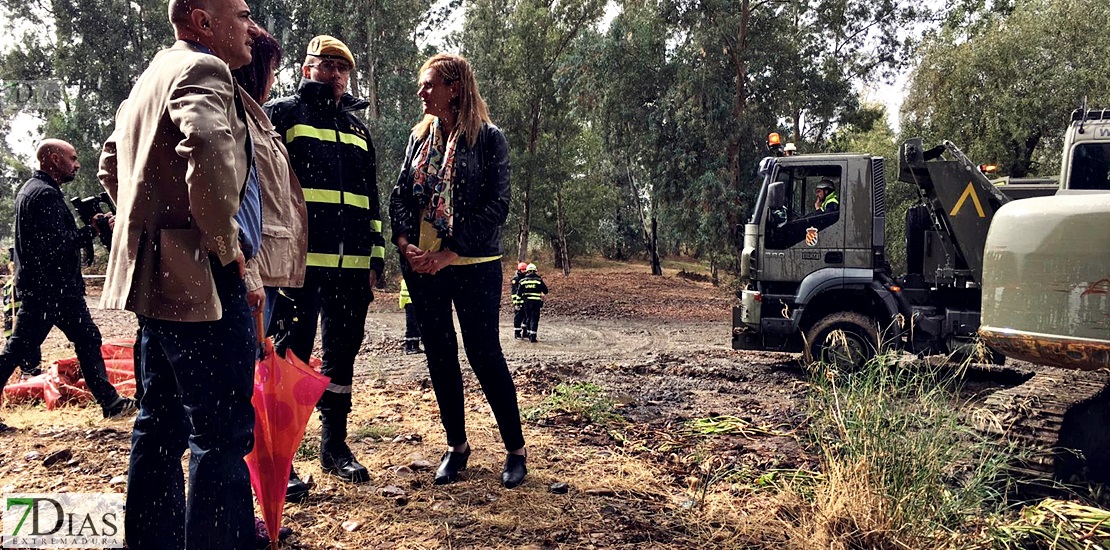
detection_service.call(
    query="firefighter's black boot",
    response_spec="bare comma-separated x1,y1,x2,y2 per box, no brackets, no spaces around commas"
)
318,394,369,483
286,467,310,503
513,328,522,339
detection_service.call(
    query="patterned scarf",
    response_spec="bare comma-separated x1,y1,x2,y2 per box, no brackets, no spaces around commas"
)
411,118,460,238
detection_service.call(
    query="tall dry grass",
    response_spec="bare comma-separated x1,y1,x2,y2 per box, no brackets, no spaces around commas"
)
776,353,1017,549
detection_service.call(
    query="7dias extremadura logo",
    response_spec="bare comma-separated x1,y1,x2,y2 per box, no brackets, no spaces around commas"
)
2,493,124,548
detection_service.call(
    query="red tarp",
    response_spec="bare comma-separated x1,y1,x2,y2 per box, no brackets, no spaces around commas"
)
2,339,137,409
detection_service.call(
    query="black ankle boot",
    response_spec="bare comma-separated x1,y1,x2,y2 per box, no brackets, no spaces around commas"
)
434,446,471,485
320,451,370,483
286,468,310,503
502,453,527,489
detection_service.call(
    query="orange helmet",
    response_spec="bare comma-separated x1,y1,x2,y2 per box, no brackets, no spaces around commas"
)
517,262,528,272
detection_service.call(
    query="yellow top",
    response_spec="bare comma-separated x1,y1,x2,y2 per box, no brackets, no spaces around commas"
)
419,214,500,266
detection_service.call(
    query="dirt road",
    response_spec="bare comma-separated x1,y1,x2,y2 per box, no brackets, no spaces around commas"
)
6,265,820,548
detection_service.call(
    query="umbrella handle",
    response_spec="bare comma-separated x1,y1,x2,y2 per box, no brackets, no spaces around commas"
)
255,312,266,345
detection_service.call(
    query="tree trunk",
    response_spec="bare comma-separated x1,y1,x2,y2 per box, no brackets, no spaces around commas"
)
650,216,661,276
516,97,543,263
516,182,531,262
555,180,570,275
625,162,658,273
710,252,719,287
719,0,752,280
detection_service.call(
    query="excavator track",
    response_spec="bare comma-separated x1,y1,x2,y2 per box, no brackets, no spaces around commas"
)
973,364,1110,488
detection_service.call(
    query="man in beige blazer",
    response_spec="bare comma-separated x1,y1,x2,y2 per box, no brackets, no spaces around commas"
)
98,0,260,548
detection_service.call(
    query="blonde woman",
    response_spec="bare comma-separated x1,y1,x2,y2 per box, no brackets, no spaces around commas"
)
389,53,526,488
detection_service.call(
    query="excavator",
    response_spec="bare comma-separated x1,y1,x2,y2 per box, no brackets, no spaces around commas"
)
975,107,1110,483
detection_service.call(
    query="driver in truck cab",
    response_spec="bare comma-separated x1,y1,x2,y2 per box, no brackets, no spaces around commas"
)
814,179,839,213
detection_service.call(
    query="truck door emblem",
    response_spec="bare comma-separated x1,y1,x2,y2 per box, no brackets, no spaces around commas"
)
950,182,986,218
805,226,819,247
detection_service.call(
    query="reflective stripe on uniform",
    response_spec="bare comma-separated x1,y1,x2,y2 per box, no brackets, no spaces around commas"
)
305,252,378,269
286,124,368,152
325,382,352,394
302,188,376,212
452,255,501,266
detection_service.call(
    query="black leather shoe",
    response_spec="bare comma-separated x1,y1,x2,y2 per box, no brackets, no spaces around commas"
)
434,446,471,485
102,397,137,419
502,453,527,489
320,452,370,483
286,469,310,503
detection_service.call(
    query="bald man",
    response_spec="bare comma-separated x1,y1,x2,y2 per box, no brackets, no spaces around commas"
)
97,0,260,548
0,139,132,430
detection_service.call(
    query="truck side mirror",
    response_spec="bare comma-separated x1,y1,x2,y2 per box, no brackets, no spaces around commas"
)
767,181,787,225
768,181,785,211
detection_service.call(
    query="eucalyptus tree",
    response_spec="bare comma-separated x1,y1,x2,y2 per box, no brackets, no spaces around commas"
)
902,0,1110,177
0,0,171,208
460,0,607,264
256,0,455,194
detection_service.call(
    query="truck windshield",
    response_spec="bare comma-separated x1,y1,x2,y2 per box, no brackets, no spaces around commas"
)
1068,143,1110,190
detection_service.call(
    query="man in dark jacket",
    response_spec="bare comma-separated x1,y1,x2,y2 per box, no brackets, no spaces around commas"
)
0,140,133,430
519,263,548,343
265,35,386,490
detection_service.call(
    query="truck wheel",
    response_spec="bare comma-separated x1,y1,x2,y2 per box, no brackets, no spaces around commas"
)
804,312,880,370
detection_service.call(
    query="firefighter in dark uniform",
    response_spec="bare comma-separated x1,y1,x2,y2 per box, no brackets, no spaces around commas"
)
510,261,527,339
265,36,386,490
518,263,548,343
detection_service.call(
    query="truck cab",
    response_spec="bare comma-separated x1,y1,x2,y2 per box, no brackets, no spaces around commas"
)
735,135,1018,366
736,148,893,363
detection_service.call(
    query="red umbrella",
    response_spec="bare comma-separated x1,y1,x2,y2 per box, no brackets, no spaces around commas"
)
246,315,329,549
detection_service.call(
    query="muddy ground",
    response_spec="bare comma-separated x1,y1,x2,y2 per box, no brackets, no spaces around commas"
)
0,263,895,547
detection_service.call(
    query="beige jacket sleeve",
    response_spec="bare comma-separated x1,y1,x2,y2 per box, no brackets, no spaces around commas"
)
98,128,121,203
168,57,244,266
243,258,263,292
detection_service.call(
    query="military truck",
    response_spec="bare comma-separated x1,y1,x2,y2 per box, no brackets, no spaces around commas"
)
732,133,1051,365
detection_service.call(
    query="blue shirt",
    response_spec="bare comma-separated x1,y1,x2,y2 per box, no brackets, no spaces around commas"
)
235,159,261,261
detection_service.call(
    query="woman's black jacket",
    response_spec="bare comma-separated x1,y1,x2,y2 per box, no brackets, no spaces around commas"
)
389,123,510,258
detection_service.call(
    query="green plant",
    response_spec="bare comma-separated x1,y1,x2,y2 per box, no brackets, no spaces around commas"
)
682,414,789,438
983,498,1110,549
522,382,623,426
794,352,1019,547
294,436,319,461
349,423,397,443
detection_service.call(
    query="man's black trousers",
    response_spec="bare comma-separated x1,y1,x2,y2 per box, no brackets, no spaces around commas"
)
0,293,120,407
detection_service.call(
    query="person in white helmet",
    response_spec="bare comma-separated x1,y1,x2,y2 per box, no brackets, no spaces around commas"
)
518,263,548,343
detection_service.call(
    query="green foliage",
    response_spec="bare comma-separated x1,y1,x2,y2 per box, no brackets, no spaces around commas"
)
803,354,1015,545
903,0,1110,177
522,381,623,426
828,106,918,274
349,423,398,443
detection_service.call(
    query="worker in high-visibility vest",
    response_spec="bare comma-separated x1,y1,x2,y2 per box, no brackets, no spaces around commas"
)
510,262,527,339
518,264,548,343
814,178,840,213
399,279,422,354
